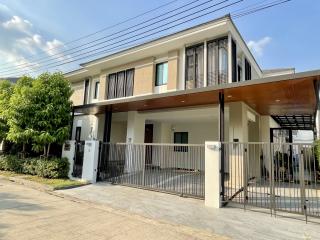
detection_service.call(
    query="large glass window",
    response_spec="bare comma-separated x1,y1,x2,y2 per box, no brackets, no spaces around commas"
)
185,44,204,89
207,38,228,86
107,69,134,99
155,62,168,86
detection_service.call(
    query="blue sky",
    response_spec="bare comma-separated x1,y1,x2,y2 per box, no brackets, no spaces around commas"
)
0,0,319,77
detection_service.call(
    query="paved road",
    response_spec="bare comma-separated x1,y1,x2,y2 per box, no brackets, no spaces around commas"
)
0,179,226,240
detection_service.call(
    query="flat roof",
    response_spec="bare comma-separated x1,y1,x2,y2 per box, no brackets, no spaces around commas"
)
73,69,320,117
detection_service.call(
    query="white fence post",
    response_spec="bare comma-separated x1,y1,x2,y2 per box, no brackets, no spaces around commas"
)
82,140,100,183
205,141,221,208
62,140,76,178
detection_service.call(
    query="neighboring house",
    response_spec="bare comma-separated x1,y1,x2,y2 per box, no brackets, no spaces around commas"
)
65,15,319,146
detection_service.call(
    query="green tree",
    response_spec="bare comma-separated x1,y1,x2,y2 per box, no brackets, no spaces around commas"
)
6,76,34,156
0,80,13,141
30,72,73,157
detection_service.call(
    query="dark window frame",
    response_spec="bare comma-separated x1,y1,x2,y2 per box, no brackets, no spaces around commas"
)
75,126,81,142
231,39,237,83
93,81,100,99
245,58,252,80
83,79,90,105
155,62,168,86
174,132,188,152
107,68,134,99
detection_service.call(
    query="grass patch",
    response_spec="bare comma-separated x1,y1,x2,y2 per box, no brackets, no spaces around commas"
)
0,170,87,190
0,170,21,177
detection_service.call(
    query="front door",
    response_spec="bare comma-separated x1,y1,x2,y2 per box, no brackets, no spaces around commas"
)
144,124,153,166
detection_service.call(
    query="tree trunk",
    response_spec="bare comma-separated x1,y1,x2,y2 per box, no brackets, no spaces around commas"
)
43,145,46,157
47,143,51,158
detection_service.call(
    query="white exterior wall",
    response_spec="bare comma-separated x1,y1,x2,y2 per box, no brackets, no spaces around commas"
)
72,115,99,141
261,115,280,142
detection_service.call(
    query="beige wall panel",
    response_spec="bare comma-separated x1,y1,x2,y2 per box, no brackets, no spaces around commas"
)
167,50,179,91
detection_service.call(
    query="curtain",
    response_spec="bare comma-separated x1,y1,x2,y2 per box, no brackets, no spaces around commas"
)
125,69,134,97
218,39,228,84
107,74,116,99
185,48,195,89
195,45,204,88
117,71,125,98
207,41,218,86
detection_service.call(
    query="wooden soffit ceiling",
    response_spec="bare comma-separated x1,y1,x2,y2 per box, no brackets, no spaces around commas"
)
74,74,319,116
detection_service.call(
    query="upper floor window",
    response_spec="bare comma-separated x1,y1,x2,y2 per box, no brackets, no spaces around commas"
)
245,58,252,80
107,69,134,99
185,44,204,89
83,79,90,105
207,38,228,86
155,62,168,86
93,81,100,99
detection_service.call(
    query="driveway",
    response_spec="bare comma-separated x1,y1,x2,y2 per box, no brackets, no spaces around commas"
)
0,179,226,240
58,182,320,240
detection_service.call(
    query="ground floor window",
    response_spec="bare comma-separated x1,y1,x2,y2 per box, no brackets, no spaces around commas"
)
174,132,188,152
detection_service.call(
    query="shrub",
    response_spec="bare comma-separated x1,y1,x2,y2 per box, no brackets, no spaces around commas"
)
0,155,69,179
35,157,69,179
0,155,23,172
22,158,38,175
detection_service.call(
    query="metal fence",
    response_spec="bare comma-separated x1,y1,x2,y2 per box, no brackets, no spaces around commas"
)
222,142,320,220
97,143,205,198
72,141,85,178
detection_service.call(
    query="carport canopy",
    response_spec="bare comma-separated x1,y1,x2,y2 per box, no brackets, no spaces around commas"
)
73,70,320,131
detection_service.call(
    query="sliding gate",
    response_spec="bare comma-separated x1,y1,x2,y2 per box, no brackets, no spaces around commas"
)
97,143,205,198
222,142,320,219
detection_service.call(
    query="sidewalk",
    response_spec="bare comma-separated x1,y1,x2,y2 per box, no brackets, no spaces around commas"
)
0,179,226,240
58,182,320,240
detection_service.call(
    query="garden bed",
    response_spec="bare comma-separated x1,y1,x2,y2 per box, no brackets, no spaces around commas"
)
0,170,87,190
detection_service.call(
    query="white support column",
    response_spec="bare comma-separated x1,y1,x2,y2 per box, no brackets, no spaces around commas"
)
62,140,76,178
205,141,221,208
126,111,145,143
204,40,207,87
82,140,99,183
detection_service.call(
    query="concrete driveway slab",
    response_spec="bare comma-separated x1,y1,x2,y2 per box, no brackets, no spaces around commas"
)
58,182,320,240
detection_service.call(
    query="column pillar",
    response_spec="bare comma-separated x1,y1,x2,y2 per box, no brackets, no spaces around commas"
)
103,110,112,142
219,92,225,201
126,111,145,143
205,141,221,208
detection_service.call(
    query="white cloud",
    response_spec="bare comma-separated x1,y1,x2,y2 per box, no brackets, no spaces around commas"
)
2,15,33,35
0,3,10,13
0,14,69,77
247,36,272,57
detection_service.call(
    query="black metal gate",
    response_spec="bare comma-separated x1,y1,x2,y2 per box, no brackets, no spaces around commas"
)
222,142,320,221
97,142,205,198
72,141,85,178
